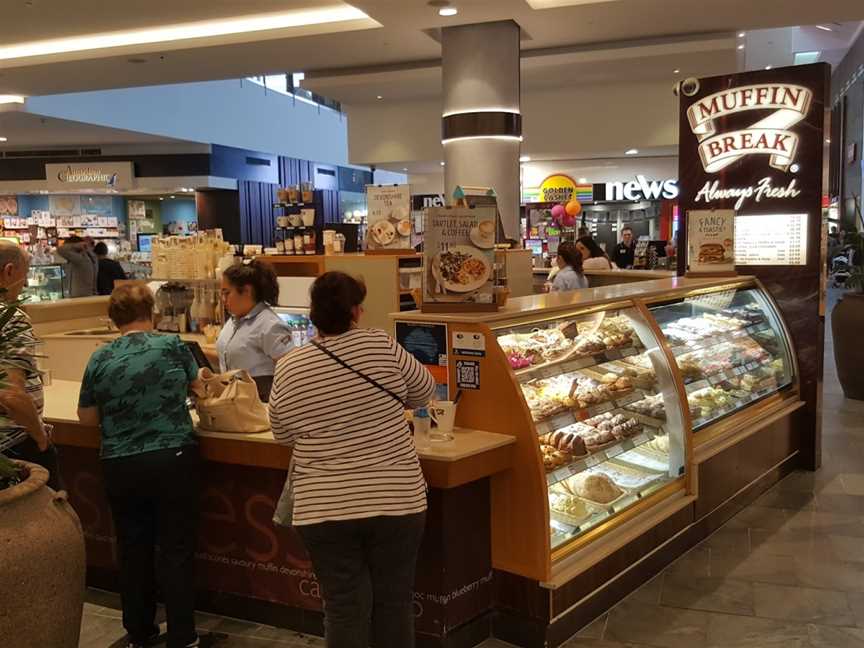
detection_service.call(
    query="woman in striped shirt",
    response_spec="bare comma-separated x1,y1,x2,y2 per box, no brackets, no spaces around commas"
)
270,271,436,648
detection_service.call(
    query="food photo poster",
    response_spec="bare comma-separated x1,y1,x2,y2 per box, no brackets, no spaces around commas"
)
365,184,412,251
423,206,496,306
687,209,736,275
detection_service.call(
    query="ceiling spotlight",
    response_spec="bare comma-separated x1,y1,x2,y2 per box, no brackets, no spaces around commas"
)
737,44,745,50
519,155,531,162
765,65,772,70
440,161,446,166
673,68,680,74
439,6,458,16
738,32,745,38
0,137,7,142
402,167,408,171
376,95,383,100
625,148,639,155
578,177,588,183
170,195,176,199
816,25,833,32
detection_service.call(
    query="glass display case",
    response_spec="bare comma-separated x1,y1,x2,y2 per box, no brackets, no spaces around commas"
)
495,306,687,552
648,286,795,432
23,264,65,302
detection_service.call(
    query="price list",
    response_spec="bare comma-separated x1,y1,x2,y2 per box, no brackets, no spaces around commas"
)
735,213,808,266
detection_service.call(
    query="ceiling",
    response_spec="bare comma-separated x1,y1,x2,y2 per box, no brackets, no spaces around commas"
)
0,0,862,98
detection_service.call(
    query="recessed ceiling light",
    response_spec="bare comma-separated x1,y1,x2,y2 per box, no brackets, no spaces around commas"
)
673,68,680,74
519,155,531,162
578,177,588,183
376,95,383,100
765,65,772,70
0,7,371,62
0,94,25,104
440,161,446,166
170,195,176,199
0,137,7,142
816,25,833,32
402,167,408,171
738,32,745,38
625,148,639,155
439,6,458,16
737,44,745,50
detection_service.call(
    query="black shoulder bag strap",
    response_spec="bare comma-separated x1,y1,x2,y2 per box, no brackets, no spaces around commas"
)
311,339,404,406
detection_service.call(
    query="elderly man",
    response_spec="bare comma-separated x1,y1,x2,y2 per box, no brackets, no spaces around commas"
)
0,241,57,488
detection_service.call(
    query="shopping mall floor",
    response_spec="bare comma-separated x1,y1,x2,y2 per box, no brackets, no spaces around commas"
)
79,295,864,648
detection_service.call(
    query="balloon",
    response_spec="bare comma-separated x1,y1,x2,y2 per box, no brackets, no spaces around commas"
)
550,204,566,222
565,199,582,217
562,213,577,227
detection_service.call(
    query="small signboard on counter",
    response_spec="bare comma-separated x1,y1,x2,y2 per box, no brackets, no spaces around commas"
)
734,213,808,265
452,331,486,357
365,184,412,253
422,206,497,312
686,209,736,275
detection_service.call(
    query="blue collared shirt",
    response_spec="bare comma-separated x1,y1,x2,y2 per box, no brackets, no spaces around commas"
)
216,302,293,377
551,266,588,292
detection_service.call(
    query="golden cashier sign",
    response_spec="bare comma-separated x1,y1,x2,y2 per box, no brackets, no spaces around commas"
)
687,84,812,173
538,174,578,203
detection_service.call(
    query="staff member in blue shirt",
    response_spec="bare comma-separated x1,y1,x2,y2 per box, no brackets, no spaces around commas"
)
217,260,292,402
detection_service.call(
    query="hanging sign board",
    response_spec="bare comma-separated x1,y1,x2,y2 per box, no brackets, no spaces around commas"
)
365,184,412,252
422,206,497,312
686,209,736,275
45,162,134,191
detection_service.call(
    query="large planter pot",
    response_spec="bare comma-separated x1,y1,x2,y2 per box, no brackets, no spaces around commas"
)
0,461,85,647
832,291,864,400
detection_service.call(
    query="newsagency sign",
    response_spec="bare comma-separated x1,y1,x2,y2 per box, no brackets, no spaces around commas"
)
45,162,134,191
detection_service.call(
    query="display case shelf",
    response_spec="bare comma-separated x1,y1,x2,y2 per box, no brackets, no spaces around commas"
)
544,429,657,487
533,389,654,436
514,344,642,382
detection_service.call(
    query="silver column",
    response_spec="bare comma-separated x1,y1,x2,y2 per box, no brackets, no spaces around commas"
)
441,21,521,240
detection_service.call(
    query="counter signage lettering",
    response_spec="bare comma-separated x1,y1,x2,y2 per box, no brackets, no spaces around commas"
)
45,162,134,191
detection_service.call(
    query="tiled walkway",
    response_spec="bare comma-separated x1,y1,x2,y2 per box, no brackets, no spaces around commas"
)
81,294,864,648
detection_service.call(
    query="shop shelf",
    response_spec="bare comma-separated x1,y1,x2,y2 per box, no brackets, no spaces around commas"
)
544,429,656,487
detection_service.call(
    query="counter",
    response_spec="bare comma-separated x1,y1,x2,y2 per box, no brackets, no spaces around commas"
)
393,275,807,647
44,380,515,646
532,267,676,292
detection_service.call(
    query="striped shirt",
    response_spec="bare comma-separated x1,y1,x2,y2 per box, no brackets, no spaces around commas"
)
270,328,436,526
0,308,44,450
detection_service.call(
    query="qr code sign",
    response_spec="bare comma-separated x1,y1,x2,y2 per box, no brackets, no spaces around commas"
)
456,360,480,390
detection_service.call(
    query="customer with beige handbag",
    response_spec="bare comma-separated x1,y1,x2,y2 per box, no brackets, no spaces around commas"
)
194,367,270,434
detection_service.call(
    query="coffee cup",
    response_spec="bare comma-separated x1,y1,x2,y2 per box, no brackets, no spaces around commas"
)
430,400,457,440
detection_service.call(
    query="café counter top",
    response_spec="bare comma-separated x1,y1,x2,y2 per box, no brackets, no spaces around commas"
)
44,380,515,489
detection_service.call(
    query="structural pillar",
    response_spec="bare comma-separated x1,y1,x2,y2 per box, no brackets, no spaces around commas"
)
441,21,521,240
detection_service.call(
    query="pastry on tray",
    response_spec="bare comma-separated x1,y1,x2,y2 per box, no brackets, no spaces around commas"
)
549,492,591,519
624,393,666,419
565,473,623,504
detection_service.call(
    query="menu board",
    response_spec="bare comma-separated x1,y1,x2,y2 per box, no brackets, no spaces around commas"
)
423,206,496,310
734,213,808,266
687,209,736,275
365,184,411,251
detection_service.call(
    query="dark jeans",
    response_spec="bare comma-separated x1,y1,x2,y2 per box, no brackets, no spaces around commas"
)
298,512,426,648
7,437,61,490
101,446,201,648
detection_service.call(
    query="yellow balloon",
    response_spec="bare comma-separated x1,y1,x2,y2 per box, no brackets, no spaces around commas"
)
565,199,582,217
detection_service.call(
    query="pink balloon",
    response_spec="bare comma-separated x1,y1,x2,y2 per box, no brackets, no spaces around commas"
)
562,213,576,227
551,204,566,222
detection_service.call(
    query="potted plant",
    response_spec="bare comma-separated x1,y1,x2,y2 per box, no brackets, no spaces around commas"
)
0,295,86,647
832,196,864,400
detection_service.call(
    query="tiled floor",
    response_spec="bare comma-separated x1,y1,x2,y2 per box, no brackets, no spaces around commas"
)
81,291,864,648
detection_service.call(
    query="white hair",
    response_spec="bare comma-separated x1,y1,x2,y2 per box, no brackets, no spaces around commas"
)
0,240,30,270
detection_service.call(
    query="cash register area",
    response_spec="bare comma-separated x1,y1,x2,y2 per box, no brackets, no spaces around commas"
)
75,290,864,648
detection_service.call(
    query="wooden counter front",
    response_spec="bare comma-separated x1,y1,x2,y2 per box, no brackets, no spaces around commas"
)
44,380,515,489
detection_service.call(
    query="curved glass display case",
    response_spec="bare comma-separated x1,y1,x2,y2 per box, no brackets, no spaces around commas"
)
495,306,687,551
648,286,794,432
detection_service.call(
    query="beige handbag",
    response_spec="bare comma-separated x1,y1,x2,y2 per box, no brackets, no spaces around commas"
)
194,368,270,434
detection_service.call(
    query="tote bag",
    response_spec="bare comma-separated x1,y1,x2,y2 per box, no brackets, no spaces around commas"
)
194,368,270,434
